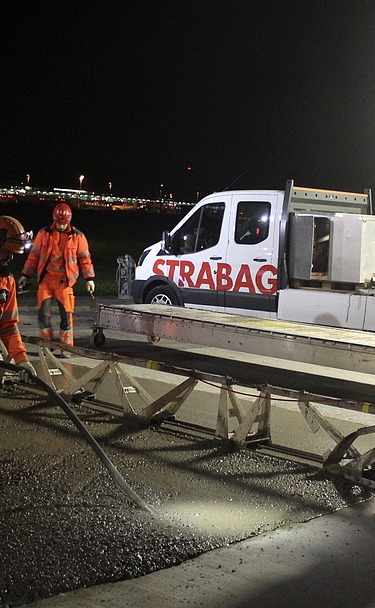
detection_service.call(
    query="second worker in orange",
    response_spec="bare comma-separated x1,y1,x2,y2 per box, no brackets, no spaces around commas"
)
18,203,95,348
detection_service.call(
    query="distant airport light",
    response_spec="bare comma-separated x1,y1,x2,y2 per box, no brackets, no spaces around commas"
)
0,185,195,210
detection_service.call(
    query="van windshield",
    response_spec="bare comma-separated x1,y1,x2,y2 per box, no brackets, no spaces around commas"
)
172,203,225,254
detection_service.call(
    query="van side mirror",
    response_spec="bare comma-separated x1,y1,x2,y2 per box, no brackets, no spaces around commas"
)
161,230,172,253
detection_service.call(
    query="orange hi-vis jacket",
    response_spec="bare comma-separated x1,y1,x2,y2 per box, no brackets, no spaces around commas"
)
21,223,95,287
0,268,27,364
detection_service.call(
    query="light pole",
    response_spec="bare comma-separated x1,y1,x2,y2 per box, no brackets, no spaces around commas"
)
159,183,164,199
108,181,112,193
26,173,30,185
79,174,85,190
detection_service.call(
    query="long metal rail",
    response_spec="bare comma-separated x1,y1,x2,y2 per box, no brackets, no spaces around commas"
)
94,303,375,375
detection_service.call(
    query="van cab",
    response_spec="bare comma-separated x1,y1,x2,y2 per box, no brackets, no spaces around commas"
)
132,189,285,318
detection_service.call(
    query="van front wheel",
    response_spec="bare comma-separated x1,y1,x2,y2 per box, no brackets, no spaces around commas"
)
145,285,179,306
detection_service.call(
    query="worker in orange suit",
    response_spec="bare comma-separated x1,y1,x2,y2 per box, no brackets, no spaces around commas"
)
18,203,95,350
0,215,36,377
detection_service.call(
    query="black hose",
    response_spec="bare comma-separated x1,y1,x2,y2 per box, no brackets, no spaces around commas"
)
0,360,157,515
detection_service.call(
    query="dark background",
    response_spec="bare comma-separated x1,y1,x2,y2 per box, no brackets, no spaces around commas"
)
1,1,375,201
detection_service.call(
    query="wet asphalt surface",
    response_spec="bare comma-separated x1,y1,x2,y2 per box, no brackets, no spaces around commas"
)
0,299,373,606
1,385,372,608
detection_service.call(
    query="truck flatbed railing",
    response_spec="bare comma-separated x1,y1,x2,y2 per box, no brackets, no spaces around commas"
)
288,182,371,215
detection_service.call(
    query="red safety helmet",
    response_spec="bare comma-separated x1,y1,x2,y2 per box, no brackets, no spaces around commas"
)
53,203,72,225
0,215,33,254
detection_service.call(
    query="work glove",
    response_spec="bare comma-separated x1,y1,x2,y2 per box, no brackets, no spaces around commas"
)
86,280,95,294
18,360,37,383
18,276,31,292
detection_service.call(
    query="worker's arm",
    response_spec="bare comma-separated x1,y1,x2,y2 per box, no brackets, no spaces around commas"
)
0,275,28,364
21,229,43,278
77,232,95,280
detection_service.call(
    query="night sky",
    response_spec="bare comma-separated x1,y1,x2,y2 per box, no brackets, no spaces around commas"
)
1,0,375,200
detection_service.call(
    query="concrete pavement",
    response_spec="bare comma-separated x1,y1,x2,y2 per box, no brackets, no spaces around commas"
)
21,498,375,608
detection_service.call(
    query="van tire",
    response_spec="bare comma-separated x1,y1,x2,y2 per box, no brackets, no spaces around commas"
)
90,330,106,348
145,285,179,306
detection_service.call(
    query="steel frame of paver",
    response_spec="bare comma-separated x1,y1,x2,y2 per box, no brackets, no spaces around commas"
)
1,333,375,488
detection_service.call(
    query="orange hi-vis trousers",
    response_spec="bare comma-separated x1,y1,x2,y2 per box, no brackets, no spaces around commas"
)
37,274,75,346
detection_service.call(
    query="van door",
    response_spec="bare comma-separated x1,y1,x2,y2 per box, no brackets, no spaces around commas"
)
167,200,227,311
223,194,279,317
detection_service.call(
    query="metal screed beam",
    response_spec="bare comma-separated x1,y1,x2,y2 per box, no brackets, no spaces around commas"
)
2,334,375,488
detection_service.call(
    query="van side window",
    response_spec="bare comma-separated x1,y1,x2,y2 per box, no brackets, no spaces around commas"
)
172,203,225,255
235,202,271,245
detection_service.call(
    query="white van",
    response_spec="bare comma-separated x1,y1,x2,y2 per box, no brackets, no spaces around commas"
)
132,180,375,330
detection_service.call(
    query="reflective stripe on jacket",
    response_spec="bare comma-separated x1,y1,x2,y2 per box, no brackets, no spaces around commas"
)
21,223,95,287
0,270,27,364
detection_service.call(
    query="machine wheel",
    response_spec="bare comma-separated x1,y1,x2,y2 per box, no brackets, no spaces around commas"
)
144,285,179,306
90,330,106,348
147,335,161,344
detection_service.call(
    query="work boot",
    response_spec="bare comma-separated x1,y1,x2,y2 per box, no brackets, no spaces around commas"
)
40,328,53,342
